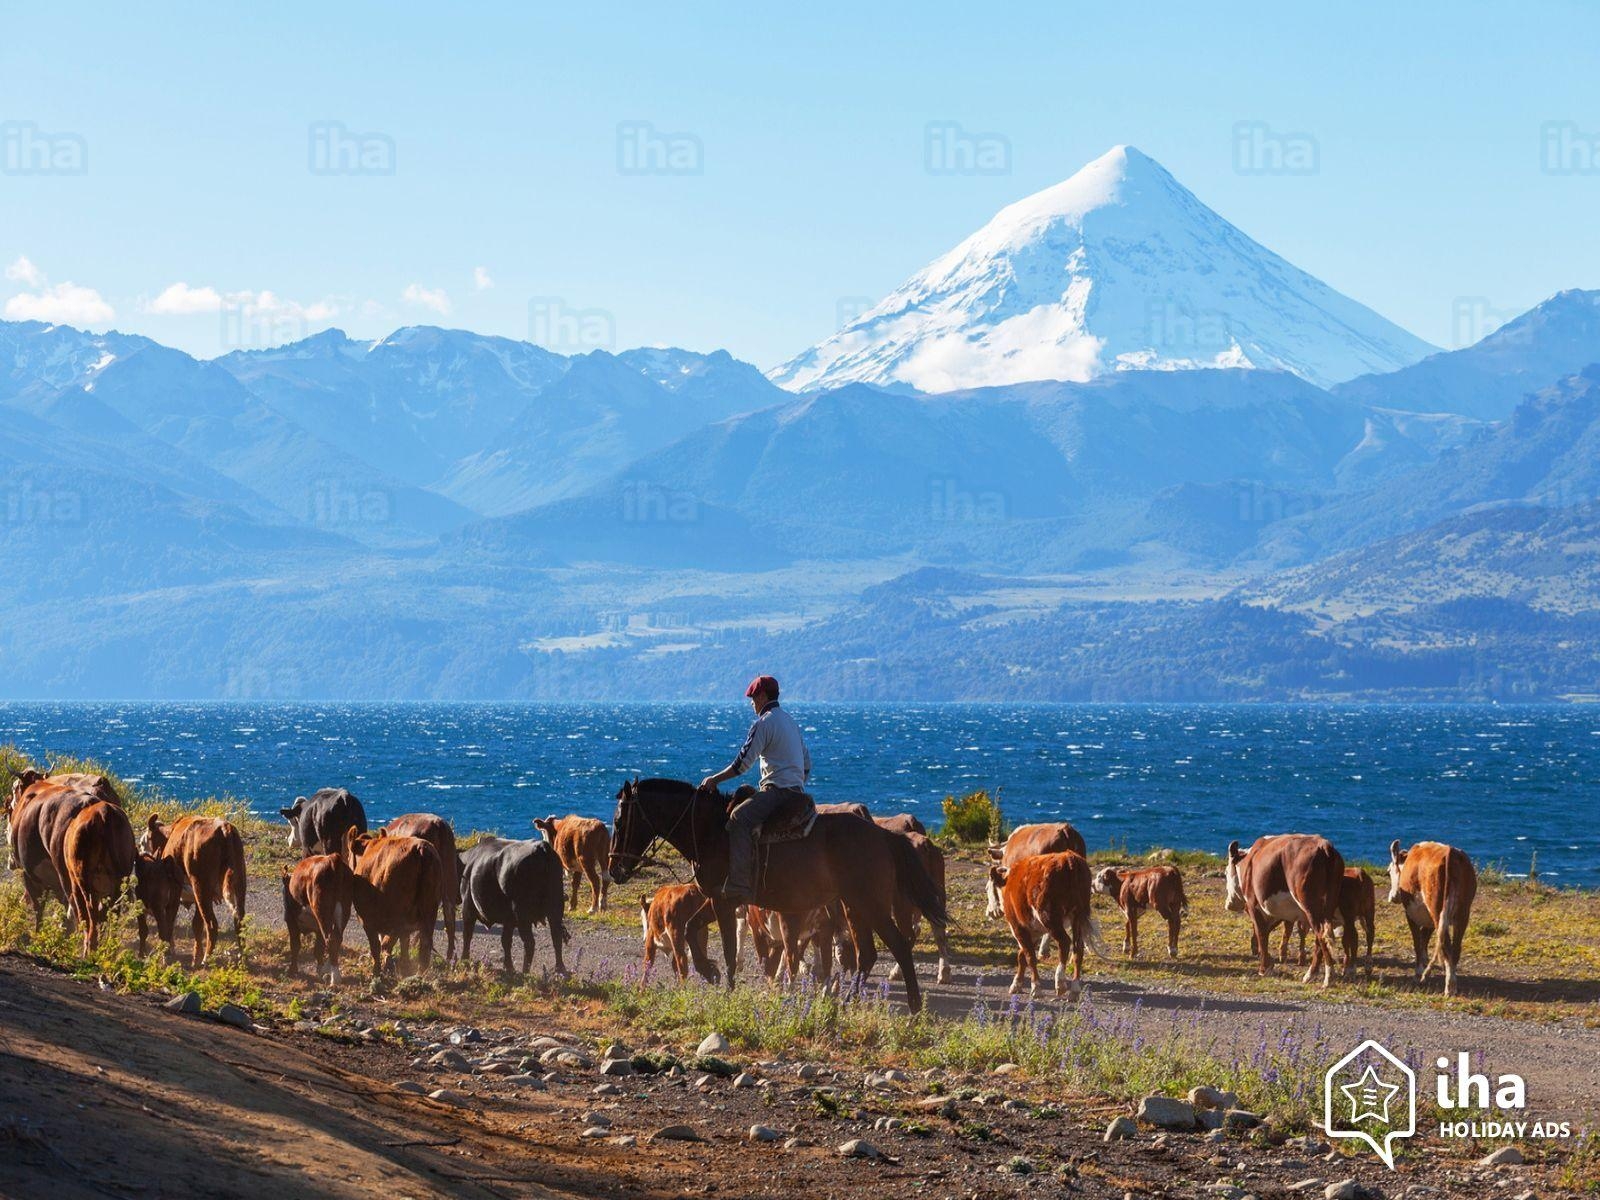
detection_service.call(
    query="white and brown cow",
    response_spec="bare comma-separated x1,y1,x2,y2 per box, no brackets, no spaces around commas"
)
1225,834,1344,987
1092,865,1187,959
985,822,1087,919
988,851,1104,999
1388,840,1477,997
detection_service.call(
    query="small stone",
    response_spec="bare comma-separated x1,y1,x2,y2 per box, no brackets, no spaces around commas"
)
795,1063,820,1080
694,1074,714,1090
429,1049,470,1071
837,1138,882,1160
749,1125,782,1142
164,990,202,1014
1197,1109,1225,1131
1105,1116,1138,1141
1204,1128,1226,1143
650,1124,705,1143
1285,1182,1324,1195
783,1137,807,1151
428,1089,469,1106
579,1112,613,1128
602,1041,629,1060
593,1083,624,1097
991,1062,1018,1075
215,1003,253,1029
918,1096,959,1118
580,1126,608,1139
599,1058,635,1077
449,1028,481,1045
1511,1192,1538,1200
731,1071,756,1088
1224,1109,1263,1129
1136,1096,1196,1130
1481,1146,1524,1166
394,1080,426,1095
613,1134,637,1147
697,1032,730,1056
477,1061,516,1076
1324,1182,1375,1200
505,1074,547,1089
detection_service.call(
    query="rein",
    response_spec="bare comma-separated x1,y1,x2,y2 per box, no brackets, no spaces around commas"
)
616,783,713,883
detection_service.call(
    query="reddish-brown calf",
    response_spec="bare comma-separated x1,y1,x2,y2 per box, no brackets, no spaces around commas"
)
533,815,611,912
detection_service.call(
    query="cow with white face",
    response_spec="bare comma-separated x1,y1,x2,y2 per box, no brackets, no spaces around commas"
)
280,787,368,854
1388,840,1477,998
1224,834,1344,988
985,822,1087,919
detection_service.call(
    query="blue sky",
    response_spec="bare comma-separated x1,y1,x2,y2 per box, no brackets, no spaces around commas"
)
2,1,1597,364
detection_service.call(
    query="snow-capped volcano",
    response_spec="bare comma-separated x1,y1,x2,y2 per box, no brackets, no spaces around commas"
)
770,145,1435,393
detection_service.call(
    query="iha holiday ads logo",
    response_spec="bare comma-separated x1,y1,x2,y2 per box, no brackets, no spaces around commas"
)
1324,1040,1572,1169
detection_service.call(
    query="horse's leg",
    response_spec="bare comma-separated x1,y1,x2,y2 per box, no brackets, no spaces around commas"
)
713,899,740,990
871,915,922,1012
844,906,878,982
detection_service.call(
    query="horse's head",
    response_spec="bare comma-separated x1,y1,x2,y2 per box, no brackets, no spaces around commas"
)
608,777,648,883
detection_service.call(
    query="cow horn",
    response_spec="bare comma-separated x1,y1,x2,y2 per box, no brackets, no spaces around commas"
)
1227,839,1241,861
1389,839,1403,862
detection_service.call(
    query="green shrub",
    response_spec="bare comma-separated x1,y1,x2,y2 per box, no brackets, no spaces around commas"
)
938,789,1007,845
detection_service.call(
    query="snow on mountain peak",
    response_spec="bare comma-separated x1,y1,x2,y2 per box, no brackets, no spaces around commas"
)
770,145,1435,394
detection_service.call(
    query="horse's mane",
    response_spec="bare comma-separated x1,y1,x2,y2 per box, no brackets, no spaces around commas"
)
634,777,700,797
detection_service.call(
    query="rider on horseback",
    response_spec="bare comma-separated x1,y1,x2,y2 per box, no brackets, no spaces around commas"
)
698,675,812,904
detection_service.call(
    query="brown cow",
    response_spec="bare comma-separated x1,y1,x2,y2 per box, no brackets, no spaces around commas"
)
386,813,460,963
142,814,248,966
986,822,1088,919
1224,834,1344,987
988,851,1104,999
346,828,442,976
62,801,136,955
741,902,844,984
1092,865,1188,959
8,774,122,928
874,813,927,837
282,853,356,984
533,815,611,912
640,883,720,983
1249,866,1374,979
1388,840,1477,997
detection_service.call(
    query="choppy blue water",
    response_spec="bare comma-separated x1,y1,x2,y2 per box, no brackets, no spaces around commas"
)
1,702,1594,885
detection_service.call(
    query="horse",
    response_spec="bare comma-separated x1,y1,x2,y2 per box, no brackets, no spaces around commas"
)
606,777,948,1012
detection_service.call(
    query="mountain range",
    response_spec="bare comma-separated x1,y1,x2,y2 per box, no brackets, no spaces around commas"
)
4,145,1600,700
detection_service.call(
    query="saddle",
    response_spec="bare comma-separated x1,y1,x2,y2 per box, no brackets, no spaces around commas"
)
731,784,817,846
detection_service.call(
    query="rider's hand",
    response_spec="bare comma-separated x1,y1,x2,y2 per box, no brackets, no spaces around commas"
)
698,775,718,792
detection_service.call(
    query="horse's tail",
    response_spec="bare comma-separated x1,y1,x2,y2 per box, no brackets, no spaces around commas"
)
888,831,948,929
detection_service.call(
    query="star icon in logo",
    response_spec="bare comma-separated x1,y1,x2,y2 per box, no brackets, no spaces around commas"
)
1341,1064,1402,1125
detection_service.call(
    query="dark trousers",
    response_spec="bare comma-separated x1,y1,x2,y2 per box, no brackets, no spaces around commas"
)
727,786,805,893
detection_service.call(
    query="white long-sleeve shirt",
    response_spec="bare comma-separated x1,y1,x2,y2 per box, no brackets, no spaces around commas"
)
727,702,811,790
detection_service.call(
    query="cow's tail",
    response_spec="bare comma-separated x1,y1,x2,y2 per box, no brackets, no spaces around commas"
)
1431,849,1457,973
223,826,248,931
1082,912,1115,962
1176,874,1190,918
888,830,947,929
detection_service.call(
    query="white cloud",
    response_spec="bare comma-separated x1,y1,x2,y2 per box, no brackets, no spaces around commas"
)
402,283,451,315
144,281,224,314
3,257,114,325
473,266,494,291
5,255,44,288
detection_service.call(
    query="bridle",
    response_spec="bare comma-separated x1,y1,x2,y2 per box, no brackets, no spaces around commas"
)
611,779,713,882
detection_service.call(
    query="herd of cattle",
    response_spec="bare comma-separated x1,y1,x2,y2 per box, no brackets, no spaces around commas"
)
4,771,1482,1003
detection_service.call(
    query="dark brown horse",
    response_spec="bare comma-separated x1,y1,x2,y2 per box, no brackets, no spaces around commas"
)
607,778,947,1012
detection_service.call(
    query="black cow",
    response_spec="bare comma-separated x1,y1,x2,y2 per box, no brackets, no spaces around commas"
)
280,787,368,855
459,836,569,975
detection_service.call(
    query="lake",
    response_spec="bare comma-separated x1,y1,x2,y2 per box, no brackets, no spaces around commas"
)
1,702,1592,884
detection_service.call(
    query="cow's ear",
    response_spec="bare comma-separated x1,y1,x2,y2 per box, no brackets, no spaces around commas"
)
1227,840,1241,862
279,806,297,820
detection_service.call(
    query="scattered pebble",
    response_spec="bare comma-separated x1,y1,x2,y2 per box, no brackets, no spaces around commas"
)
650,1124,705,1143
1105,1116,1138,1141
1481,1146,1525,1166
837,1138,882,1160
697,1032,730,1056
748,1124,782,1142
427,1089,469,1107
